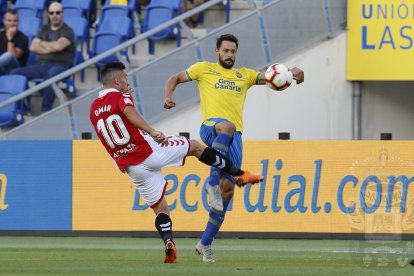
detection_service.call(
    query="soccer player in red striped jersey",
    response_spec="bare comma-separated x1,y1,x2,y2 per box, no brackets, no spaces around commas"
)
90,61,255,263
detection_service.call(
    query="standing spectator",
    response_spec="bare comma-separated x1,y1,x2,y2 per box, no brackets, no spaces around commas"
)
0,9,29,75
10,2,75,112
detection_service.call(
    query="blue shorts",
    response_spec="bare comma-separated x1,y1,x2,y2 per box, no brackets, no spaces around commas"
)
200,118,243,183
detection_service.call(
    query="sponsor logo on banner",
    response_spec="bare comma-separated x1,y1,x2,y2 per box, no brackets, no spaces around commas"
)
347,0,414,80
73,141,414,233
347,147,414,270
0,173,8,211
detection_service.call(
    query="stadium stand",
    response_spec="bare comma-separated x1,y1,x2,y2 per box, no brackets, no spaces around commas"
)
61,0,95,27
141,0,182,54
0,0,7,29
13,0,48,20
63,6,83,18
0,0,265,122
64,17,91,54
18,16,42,44
95,4,129,30
90,32,129,80
0,75,27,126
30,49,85,99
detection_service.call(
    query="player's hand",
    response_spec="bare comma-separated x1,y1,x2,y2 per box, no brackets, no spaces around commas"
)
126,83,133,94
150,130,168,144
164,97,176,109
290,67,304,84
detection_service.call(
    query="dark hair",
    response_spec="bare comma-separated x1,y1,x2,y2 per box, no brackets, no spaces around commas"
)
100,62,125,84
5,9,18,16
216,34,238,49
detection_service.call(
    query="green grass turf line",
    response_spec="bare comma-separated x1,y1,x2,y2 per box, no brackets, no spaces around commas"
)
0,237,412,275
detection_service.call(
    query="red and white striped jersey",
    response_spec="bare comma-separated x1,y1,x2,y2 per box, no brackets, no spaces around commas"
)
90,88,153,171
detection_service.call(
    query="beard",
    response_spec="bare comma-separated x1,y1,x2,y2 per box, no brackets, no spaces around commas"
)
219,57,235,69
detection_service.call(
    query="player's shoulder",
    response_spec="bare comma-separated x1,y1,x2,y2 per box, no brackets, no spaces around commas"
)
238,66,260,76
189,61,214,69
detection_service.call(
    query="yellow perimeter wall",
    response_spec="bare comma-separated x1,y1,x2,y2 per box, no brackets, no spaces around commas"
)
73,141,414,233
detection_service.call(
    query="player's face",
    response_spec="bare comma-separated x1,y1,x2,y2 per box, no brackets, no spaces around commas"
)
116,70,129,92
216,40,237,69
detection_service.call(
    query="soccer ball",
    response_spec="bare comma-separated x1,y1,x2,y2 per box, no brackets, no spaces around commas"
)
265,63,293,91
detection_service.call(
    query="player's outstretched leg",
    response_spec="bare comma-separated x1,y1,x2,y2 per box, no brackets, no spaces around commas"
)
234,171,264,187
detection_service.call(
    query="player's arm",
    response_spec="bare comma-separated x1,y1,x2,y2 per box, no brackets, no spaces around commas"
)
123,106,167,143
256,72,267,85
164,70,191,109
257,66,304,85
31,37,71,54
290,67,304,84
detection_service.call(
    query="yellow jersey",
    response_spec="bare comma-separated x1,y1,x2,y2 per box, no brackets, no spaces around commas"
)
186,61,260,132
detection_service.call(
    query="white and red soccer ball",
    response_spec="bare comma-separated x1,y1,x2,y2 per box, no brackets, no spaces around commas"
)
265,63,293,91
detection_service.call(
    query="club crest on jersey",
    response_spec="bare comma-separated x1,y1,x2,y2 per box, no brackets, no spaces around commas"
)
236,72,242,78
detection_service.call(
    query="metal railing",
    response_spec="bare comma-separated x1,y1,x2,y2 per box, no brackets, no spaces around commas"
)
0,0,227,110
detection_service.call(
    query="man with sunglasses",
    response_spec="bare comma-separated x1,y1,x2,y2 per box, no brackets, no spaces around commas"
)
11,2,75,113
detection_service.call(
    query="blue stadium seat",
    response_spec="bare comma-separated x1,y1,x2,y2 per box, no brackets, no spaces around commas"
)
0,0,8,29
98,16,135,53
96,5,129,31
18,16,42,67
18,16,42,44
61,0,94,26
0,75,28,126
63,6,83,18
14,0,48,19
104,0,137,18
90,32,130,80
141,0,181,54
64,17,91,53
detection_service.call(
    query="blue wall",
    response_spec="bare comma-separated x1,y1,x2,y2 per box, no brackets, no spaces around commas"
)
0,141,72,230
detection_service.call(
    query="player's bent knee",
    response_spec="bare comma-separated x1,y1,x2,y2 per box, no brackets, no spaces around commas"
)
215,121,236,134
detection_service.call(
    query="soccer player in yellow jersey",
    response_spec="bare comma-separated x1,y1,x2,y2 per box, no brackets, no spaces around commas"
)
164,34,304,262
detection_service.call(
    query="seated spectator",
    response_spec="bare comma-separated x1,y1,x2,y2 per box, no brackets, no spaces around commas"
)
0,9,29,75
183,0,205,28
11,2,75,112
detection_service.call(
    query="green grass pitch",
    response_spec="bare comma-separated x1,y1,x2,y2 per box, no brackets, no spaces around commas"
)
0,237,412,275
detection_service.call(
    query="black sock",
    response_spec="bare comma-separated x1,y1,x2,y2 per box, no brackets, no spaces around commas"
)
199,147,243,176
155,212,173,243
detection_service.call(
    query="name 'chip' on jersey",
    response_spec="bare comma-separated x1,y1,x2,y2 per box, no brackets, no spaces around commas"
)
185,61,260,133
90,88,153,171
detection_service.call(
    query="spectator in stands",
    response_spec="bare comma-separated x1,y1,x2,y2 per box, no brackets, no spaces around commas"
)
0,9,29,75
183,0,205,27
10,2,75,112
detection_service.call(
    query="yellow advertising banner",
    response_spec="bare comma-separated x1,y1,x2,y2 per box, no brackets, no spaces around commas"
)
73,141,414,234
347,0,414,80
